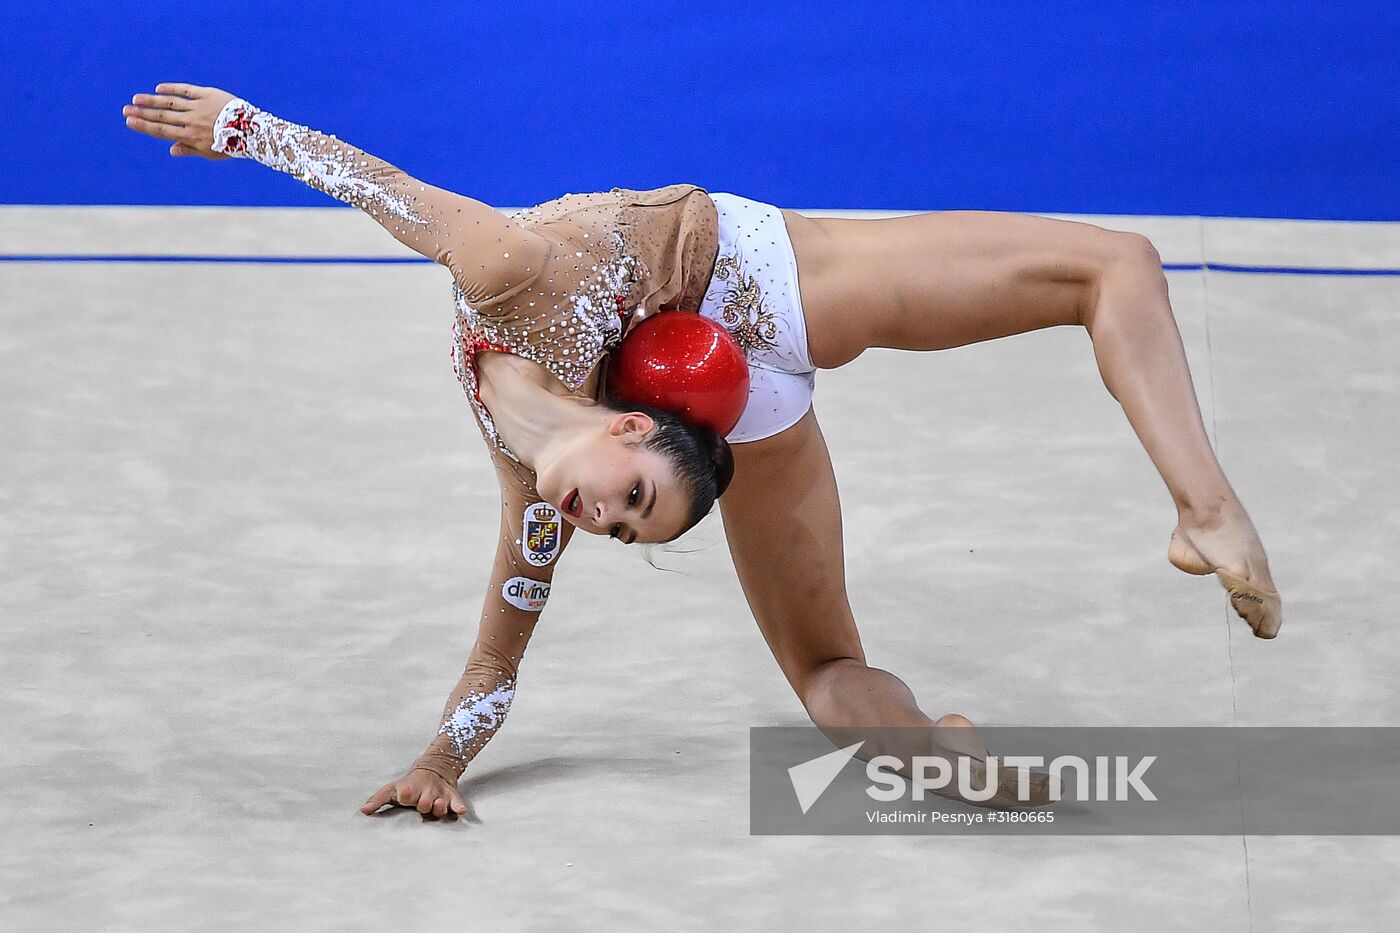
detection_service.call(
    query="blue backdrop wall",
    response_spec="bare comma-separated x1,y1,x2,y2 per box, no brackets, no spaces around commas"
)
3,1,1396,218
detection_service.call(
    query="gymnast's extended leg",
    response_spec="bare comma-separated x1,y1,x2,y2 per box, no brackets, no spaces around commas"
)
788,209,1281,637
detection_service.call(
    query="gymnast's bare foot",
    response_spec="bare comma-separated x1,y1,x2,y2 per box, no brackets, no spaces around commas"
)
1169,502,1282,638
931,712,985,757
932,713,1054,808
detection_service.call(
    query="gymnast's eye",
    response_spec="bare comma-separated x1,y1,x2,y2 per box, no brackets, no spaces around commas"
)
628,483,641,506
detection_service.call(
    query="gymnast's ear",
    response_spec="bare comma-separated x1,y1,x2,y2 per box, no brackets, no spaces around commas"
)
607,411,655,438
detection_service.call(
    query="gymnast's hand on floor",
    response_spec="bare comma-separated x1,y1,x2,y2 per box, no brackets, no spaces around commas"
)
122,84,236,159
360,768,469,819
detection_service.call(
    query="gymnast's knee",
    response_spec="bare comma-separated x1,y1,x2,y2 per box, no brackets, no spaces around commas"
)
1109,232,1170,293
1110,231,1162,267
1080,231,1170,329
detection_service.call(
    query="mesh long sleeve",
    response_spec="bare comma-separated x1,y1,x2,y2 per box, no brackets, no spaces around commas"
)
210,98,546,305
409,453,574,780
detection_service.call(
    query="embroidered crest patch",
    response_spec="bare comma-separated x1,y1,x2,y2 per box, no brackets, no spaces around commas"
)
522,501,563,566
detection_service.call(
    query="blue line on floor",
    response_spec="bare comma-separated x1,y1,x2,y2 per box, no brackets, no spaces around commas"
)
1204,262,1400,276
1160,262,1400,276
3,255,1400,276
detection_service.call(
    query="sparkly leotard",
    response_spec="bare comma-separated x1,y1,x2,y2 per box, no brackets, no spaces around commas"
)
213,98,716,460
210,99,723,781
450,185,718,467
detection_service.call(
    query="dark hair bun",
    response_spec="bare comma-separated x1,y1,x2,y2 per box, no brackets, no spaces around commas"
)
706,432,735,498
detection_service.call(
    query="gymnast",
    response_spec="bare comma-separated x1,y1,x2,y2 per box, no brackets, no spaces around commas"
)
123,84,1282,816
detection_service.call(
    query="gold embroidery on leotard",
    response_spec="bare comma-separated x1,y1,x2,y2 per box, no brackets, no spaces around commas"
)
712,254,779,354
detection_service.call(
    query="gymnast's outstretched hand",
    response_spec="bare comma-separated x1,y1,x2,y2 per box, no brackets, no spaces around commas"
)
122,84,235,159
361,768,469,819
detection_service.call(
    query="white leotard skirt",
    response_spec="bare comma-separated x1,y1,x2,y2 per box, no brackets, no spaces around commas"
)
698,193,817,444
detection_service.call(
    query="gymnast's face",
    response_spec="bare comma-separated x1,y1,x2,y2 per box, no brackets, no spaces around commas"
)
537,411,692,544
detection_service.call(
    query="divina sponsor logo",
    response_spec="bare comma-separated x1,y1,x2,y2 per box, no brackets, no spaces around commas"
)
502,576,550,612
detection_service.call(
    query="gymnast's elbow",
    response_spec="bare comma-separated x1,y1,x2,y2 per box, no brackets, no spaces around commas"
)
446,236,549,305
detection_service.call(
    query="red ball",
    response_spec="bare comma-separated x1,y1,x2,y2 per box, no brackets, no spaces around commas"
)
608,311,750,435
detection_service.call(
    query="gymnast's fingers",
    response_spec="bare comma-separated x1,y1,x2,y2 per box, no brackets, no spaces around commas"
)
123,104,187,128
414,788,436,814
360,784,395,814
449,790,468,816
124,114,183,142
154,82,203,98
132,93,192,111
431,797,449,818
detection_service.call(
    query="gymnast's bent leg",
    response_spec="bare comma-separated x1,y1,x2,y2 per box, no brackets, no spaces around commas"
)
720,409,1049,807
789,209,1281,637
